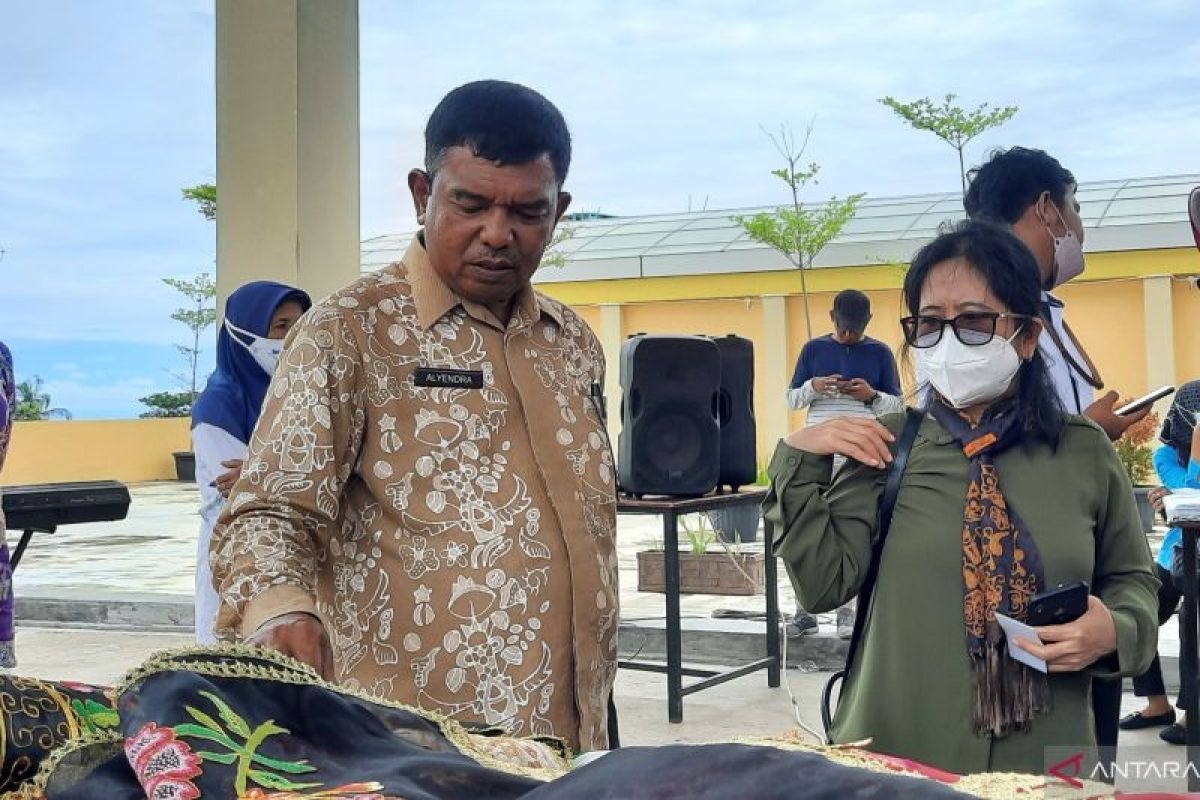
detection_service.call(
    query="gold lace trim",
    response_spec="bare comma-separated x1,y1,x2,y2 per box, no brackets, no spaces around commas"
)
109,644,570,782
733,732,1118,799
0,730,121,800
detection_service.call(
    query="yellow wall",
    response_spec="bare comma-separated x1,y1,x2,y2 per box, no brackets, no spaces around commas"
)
1,418,192,486
1174,279,1200,384
1055,279,1149,399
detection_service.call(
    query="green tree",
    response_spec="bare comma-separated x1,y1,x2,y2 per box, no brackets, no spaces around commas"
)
735,124,865,340
138,391,195,419
878,93,1018,198
182,183,216,222
539,222,576,270
164,273,218,402
13,376,72,420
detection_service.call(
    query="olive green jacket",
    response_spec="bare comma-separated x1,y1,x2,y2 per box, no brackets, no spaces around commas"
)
764,412,1159,775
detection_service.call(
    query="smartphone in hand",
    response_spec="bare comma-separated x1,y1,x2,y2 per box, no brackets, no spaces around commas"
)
1026,582,1089,627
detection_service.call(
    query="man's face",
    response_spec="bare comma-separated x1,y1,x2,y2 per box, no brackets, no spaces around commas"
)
835,327,866,345
409,147,571,311
831,311,868,345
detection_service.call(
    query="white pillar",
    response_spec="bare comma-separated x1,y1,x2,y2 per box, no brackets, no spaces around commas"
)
1142,275,1176,407
599,304,624,440
761,295,791,456
215,0,360,308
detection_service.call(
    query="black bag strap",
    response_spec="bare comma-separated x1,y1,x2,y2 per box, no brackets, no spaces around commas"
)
820,407,923,739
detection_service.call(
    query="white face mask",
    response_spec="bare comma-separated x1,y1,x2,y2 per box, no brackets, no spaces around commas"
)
917,328,1025,409
225,319,283,377
1047,204,1085,288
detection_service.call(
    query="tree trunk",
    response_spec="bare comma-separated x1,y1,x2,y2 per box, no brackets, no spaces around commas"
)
957,147,967,201
190,323,200,400
798,264,813,341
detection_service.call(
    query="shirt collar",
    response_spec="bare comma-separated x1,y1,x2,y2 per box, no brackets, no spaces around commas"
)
401,235,564,332
1041,291,1064,309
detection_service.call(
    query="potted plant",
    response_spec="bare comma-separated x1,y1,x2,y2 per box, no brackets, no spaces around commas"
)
1114,402,1162,533
636,514,764,596
139,391,198,481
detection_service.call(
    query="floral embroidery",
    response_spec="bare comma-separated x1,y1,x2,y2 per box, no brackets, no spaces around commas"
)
173,691,321,796
125,722,203,800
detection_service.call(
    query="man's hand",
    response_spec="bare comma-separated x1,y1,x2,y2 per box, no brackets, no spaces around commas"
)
213,459,244,499
1016,595,1117,673
842,378,879,403
246,612,336,681
784,416,896,469
1085,390,1151,441
812,375,842,394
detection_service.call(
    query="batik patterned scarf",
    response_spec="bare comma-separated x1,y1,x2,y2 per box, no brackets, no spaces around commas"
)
929,399,1050,738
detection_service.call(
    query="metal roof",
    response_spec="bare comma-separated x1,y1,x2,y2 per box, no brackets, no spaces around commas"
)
360,174,1200,284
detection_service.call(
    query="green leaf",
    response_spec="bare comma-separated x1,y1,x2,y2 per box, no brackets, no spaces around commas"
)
199,691,252,738
196,750,239,765
246,769,324,791
253,719,290,738
249,752,317,774
185,705,230,738
174,722,240,750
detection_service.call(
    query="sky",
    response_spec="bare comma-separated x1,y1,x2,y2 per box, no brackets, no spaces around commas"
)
1,0,1198,418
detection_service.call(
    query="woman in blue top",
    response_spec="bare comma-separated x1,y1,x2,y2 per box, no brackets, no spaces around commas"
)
1120,381,1200,744
191,282,311,644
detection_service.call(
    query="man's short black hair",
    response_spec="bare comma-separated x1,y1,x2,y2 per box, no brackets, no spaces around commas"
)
963,147,1076,224
424,80,572,186
832,289,871,330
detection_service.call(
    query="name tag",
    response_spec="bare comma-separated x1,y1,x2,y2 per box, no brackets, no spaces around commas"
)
414,367,484,389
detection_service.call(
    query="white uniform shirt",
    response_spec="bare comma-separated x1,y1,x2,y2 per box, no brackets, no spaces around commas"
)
192,422,247,644
1039,292,1096,415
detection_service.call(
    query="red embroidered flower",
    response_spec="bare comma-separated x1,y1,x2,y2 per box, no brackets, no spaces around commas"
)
125,722,202,800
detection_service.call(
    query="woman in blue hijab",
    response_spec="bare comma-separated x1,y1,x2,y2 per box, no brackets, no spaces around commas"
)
191,281,311,643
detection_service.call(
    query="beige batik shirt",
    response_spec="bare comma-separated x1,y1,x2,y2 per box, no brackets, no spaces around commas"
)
211,239,619,751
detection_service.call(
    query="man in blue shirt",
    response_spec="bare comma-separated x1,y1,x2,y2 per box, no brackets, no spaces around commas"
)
786,290,903,639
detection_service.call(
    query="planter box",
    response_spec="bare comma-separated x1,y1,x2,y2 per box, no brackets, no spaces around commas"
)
636,550,764,596
705,505,761,544
173,451,196,482
1133,486,1156,533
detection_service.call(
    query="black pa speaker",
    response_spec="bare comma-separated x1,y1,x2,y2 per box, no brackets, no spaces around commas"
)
618,335,720,497
712,335,756,491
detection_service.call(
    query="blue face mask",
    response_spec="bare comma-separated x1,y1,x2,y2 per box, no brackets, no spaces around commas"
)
225,319,283,377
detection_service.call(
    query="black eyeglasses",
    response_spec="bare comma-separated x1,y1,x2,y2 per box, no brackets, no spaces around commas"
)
900,312,1031,349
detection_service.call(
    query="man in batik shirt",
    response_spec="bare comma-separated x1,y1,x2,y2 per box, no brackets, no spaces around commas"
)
211,81,618,752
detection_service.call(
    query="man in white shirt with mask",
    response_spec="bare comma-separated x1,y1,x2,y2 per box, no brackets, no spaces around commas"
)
962,145,1151,762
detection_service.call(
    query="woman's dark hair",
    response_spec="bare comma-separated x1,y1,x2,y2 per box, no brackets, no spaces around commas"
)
425,80,572,186
903,219,1065,444
963,147,1075,224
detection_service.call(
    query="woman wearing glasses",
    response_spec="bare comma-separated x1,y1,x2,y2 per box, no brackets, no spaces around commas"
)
764,220,1157,775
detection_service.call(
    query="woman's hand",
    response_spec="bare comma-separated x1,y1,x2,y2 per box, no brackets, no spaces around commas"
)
213,459,244,498
1148,486,1171,514
1016,595,1117,672
783,417,895,469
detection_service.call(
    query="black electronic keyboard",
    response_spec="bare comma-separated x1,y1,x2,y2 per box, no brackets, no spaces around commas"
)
1,480,131,569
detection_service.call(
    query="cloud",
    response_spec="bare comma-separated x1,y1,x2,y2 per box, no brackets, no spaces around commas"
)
4,0,1200,416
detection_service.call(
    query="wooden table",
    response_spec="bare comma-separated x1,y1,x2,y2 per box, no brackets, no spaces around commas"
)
617,488,780,723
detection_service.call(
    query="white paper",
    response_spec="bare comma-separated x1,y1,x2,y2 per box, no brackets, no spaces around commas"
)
994,612,1048,673
1164,489,1200,523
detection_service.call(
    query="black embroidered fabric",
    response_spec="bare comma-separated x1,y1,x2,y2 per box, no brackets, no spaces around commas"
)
2,648,971,799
